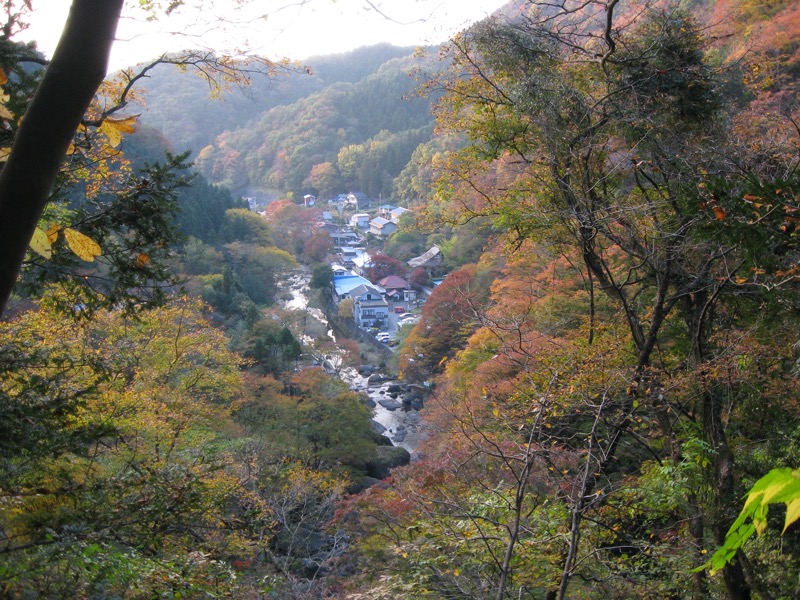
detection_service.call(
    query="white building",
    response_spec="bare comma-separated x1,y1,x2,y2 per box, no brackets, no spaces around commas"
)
350,213,371,228
350,284,389,327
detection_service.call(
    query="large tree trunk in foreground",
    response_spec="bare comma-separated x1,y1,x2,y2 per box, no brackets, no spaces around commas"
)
0,0,124,316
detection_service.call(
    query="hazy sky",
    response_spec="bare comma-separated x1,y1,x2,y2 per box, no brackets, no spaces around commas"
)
22,0,508,71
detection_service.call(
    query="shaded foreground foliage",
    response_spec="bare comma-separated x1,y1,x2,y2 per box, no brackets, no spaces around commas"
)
0,296,381,597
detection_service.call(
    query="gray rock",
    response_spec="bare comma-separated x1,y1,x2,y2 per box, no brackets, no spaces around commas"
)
346,475,384,494
371,420,386,434
366,445,411,479
404,411,421,424
404,391,424,410
302,558,324,578
378,398,403,411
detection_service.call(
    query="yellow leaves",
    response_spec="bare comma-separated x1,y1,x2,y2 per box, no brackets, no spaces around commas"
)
64,228,102,261
46,225,60,244
31,225,102,262
786,497,800,534
99,115,137,148
29,227,53,259
0,79,11,121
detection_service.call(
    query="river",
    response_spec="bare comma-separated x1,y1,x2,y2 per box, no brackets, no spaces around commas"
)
279,271,424,453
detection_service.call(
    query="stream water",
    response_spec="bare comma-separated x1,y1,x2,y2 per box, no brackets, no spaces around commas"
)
279,272,424,453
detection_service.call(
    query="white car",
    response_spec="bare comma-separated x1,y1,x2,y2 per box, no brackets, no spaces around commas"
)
375,332,391,342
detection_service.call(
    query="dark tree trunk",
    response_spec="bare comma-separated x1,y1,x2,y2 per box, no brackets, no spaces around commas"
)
0,0,124,316
686,291,751,600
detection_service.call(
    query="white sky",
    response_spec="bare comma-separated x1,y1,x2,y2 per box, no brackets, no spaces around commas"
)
21,0,508,71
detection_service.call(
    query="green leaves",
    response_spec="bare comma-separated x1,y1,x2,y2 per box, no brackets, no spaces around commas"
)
698,468,800,574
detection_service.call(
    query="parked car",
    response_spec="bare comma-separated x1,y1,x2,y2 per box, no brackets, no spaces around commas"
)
376,332,391,343
397,312,414,320
394,305,406,313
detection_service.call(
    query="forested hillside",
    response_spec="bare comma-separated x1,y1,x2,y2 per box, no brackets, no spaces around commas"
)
134,44,433,199
345,0,800,597
2,0,800,598
132,43,416,156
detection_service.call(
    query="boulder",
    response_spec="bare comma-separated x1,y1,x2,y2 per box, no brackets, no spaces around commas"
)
403,391,424,411
366,445,411,479
378,398,402,411
370,420,386,435
370,429,394,446
346,475,385,494
301,558,325,578
404,411,421,424
367,373,384,385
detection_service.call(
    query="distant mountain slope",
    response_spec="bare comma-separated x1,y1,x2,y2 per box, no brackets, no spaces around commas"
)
133,44,419,157
131,0,799,203
185,48,436,199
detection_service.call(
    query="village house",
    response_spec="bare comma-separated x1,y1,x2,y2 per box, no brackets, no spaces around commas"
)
349,213,371,229
332,273,373,300
389,206,411,223
377,275,411,301
339,246,370,270
350,284,389,327
408,245,445,277
329,230,361,248
352,252,373,276
377,204,396,219
369,216,397,237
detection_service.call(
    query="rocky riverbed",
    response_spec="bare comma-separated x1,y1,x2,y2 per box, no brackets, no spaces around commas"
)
345,367,426,452
279,271,426,454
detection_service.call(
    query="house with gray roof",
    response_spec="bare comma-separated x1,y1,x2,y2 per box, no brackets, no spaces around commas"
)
350,284,389,327
369,217,397,237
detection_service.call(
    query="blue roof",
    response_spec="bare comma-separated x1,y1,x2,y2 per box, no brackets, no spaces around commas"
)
333,274,372,296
